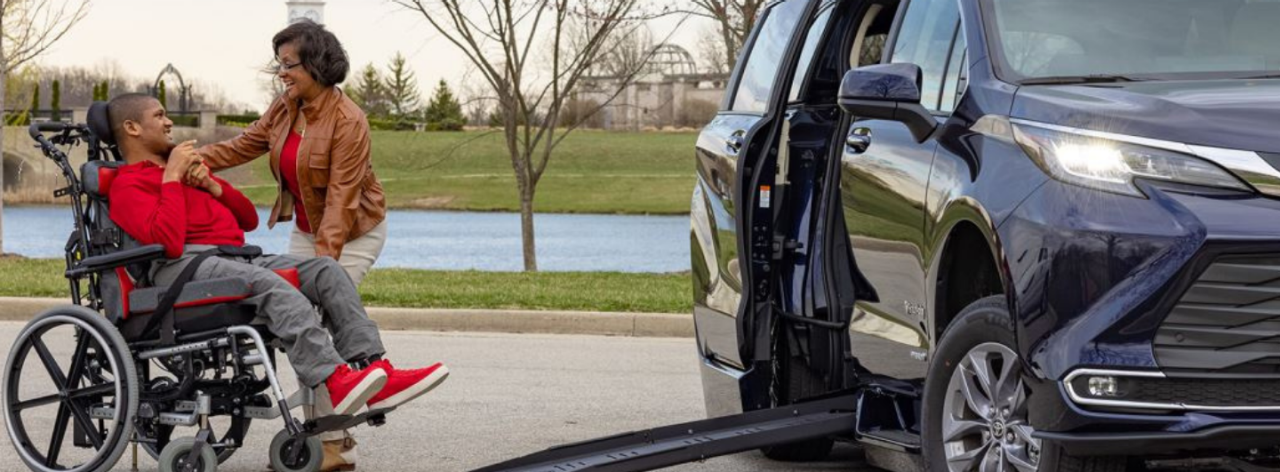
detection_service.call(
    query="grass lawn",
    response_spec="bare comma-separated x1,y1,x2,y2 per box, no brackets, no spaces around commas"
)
233,130,698,215
0,257,692,314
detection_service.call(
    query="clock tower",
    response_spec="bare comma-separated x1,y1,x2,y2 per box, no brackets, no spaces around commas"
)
286,0,325,25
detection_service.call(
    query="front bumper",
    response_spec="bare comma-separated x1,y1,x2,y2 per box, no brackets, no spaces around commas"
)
1036,425,1280,456
1003,179,1280,453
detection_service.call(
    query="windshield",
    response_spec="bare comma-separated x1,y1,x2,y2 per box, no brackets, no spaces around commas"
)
981,0,1280,82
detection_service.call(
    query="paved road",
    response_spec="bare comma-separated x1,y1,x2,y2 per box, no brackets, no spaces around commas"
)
0,323,870,472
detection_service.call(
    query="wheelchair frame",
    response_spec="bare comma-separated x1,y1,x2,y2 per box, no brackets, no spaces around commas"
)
3,115,381,472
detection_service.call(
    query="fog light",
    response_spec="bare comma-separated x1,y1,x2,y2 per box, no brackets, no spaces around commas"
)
1088,376,1119,397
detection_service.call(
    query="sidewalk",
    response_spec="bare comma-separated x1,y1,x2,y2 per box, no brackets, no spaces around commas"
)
0,297,694,338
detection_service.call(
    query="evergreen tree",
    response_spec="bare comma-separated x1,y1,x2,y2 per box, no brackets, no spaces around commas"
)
51,80,62,122
345,64,388,118
423,80,465,131
158,80,167,109
101,80,110,101
92,83,101,102
29,84,40,123
383,52,421,120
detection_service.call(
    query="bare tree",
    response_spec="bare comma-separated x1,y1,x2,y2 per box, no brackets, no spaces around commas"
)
689,0,763,74
1,0,91,254
393,0,678,271
596,24,653,79
695,26,730,74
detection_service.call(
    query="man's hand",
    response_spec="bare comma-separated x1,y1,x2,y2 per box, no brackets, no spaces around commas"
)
186,163,223,198
163,140,200,183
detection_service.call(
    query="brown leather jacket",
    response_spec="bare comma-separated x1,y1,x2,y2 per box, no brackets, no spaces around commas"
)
199,87,386,260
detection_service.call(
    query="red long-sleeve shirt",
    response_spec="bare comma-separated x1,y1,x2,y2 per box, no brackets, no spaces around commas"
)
109,161,259,259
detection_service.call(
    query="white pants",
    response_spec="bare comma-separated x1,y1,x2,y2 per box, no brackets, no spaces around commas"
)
290,220,388,447
287,220,388,286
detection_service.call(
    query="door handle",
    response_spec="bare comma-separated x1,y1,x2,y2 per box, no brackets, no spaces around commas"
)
845,127,872,154
726,130,747,154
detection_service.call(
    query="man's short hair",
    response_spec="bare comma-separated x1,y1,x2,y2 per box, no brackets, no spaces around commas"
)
273,19,349,87
106,93,156,142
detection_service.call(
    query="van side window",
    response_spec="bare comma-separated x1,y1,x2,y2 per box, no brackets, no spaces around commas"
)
789,6,835,103
890,0,961,111
939,27,967,113
731,0,806,113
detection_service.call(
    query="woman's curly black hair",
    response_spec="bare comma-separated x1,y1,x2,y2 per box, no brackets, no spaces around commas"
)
273,19,349,87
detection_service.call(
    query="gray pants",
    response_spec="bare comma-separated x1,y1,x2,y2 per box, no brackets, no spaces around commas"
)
153,245,386,387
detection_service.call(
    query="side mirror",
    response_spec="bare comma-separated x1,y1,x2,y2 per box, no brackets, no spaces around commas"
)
838,63,938,143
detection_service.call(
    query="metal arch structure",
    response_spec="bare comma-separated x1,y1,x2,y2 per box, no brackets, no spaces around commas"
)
647,44,699,77
584,43,702,81
150,63,193,114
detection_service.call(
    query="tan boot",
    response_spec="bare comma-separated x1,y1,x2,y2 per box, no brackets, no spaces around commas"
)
320,438,357,472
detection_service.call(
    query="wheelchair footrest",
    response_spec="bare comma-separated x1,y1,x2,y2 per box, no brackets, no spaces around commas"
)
301,408,395,436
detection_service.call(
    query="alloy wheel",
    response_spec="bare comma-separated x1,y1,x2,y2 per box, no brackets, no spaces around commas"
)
941,342,1040,472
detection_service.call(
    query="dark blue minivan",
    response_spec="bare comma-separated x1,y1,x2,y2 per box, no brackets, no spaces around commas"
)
691,0,1280,470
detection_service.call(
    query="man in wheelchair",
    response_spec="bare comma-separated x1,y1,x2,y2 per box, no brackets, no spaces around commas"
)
104,91,449,441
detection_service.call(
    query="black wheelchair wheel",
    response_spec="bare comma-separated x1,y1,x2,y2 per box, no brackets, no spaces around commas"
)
269,429,323,472
2,305,139,472
156,437,217,472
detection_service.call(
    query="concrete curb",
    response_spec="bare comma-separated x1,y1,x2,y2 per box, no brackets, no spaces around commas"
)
0,297,694,338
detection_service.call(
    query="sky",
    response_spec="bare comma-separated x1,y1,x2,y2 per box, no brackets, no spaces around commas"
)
39,0,710,113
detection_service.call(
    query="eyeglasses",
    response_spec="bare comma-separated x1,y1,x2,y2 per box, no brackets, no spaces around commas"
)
275,61,303,73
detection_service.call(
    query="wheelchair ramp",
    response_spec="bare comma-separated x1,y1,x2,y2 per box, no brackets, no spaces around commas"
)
471,394,857,472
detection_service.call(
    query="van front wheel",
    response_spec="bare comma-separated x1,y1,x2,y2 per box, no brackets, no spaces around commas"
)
922,296,1125,472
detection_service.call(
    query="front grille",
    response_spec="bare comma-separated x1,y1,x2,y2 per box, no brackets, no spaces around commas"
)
1155,255,1280,374
1127,377,1280,407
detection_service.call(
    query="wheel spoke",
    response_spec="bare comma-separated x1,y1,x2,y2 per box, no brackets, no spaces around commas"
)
959,364,994,418
944,417,988,442
1007,380,1028,416
1010,424,1037,444
64,329,93,392
979,442,1003,472
68,383,116,401
13,393,62,411
991,353,1017,410
948,440,991,472
67,399,105,449
1007,445,1040,472
32,336,69,389
967,351,997,401
45,402,71,467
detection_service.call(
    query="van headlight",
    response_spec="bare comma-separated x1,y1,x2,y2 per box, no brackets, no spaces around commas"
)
1010,122,1251,197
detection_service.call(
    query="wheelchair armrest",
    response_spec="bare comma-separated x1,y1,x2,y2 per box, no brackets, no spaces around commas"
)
67,244,166,278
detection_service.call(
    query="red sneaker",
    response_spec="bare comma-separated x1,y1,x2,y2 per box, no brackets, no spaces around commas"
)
366,360,449,410
325,364,388,416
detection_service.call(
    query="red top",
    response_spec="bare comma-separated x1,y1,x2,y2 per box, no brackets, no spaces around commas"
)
108,161,259,259
280,131,312,233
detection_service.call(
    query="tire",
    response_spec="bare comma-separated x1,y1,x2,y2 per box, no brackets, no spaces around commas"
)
922,296,1126,472
760,326,836,462
140,414,250,464
3,305,138,472
157,437,218,472
269,429,323,472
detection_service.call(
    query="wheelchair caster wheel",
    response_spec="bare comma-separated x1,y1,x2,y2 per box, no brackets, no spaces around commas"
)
269,430,323,472
158,437,217,472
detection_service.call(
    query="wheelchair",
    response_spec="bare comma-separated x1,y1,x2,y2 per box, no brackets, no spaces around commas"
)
2,104,385,472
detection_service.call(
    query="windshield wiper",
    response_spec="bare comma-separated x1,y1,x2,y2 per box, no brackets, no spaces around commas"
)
1238,73,1280,80
1019,74,1150,85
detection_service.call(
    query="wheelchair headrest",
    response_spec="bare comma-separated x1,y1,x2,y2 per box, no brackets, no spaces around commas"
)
87,101,115,146
83,160,125,198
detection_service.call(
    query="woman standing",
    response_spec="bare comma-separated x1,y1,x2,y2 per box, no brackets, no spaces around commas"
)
199,20,387,286
197,20,386,472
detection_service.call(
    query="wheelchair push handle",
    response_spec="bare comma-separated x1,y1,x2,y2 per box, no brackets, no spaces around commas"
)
28,121,72,140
